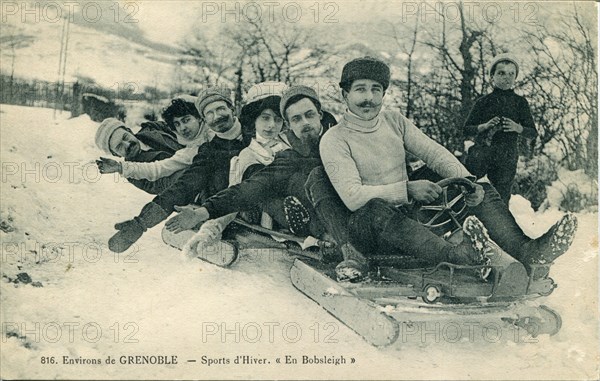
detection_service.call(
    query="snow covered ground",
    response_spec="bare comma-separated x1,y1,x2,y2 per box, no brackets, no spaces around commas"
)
1,104,598,380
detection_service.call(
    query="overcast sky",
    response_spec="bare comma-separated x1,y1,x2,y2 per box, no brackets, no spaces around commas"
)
129,0,406,45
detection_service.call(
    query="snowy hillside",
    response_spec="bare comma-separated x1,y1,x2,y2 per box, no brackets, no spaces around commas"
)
1,17,180,90
0,104,598,379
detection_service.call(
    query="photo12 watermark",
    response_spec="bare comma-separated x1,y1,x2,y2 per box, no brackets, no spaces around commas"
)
201,320,340,344
198,1,339,24
2,240,140,265
399,1,539,24
1,160,127,185
2,321,140,347
1,1,139,24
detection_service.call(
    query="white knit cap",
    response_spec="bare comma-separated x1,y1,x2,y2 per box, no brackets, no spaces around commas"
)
95,118,126,154
490,53,519,78
244,81,288,104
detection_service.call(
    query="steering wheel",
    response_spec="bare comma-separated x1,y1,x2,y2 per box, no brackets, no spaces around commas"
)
410,177,492,280
413,177,477,237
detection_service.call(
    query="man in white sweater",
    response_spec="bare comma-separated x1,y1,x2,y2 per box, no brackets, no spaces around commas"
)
320,57,577,281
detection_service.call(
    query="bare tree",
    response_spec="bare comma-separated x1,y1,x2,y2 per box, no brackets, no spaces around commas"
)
521,5,597,175
177,14,333,107
382,18,420,118
391,1,498,152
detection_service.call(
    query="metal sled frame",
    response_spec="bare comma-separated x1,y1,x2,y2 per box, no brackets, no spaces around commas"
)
290,257,562,347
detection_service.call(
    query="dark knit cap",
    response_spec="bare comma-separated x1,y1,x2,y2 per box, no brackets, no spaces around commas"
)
279,85,320,119
339,56,390,91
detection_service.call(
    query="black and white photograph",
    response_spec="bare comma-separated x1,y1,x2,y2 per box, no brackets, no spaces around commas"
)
1,1,598,379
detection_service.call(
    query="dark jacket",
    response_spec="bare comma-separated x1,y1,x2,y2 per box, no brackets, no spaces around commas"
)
135,121,183,153
152,136,246,213
126,121,185,194
202,112,337,219
464,88,537,151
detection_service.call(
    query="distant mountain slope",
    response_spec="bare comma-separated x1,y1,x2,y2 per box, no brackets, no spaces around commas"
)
1,20,181,90
68,0,183,55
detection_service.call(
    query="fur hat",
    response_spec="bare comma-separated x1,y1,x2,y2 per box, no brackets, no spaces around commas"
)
95,118,126,154
195,87,233,117
279,85,320,120
490,53,519,78
339,56,390,91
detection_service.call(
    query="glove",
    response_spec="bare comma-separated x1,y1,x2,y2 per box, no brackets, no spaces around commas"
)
108,202,169,253
109,219,145,253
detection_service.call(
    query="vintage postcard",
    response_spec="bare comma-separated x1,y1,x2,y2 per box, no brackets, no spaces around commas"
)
1,0,598,379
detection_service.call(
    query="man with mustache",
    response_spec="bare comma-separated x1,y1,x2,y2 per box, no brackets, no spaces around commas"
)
318,56,577,281
94,117,185,195
108,88,248,253
166,84,494,274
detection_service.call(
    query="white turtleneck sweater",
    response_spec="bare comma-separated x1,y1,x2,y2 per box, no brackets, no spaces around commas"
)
320,110,471,211
120,122,213,182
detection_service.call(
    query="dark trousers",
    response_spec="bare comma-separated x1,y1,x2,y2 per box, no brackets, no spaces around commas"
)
469,183,530,261
466,144,518,205
304,167,451,264
153,163,214,213
305,166,351,245
304,166,531,263
486,147,517,205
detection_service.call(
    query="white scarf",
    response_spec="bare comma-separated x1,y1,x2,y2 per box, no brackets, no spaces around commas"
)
176,123,214,147
229,135,289,185
215,118,242,140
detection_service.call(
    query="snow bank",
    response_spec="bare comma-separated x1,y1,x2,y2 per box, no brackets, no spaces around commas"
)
546,168,598,212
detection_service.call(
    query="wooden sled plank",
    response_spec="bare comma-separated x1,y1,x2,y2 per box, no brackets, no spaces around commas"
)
161,227,238,267
290,259,399,347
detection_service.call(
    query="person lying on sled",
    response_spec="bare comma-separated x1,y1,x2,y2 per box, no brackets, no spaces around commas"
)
316,56,577,281
176,82,291,249
107,88,248,253
164,85,338,249
96,95,213,184
94,116,184,195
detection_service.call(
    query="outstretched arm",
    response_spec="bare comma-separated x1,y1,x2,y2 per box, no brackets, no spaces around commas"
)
202,157,303,218
120,146,198,181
